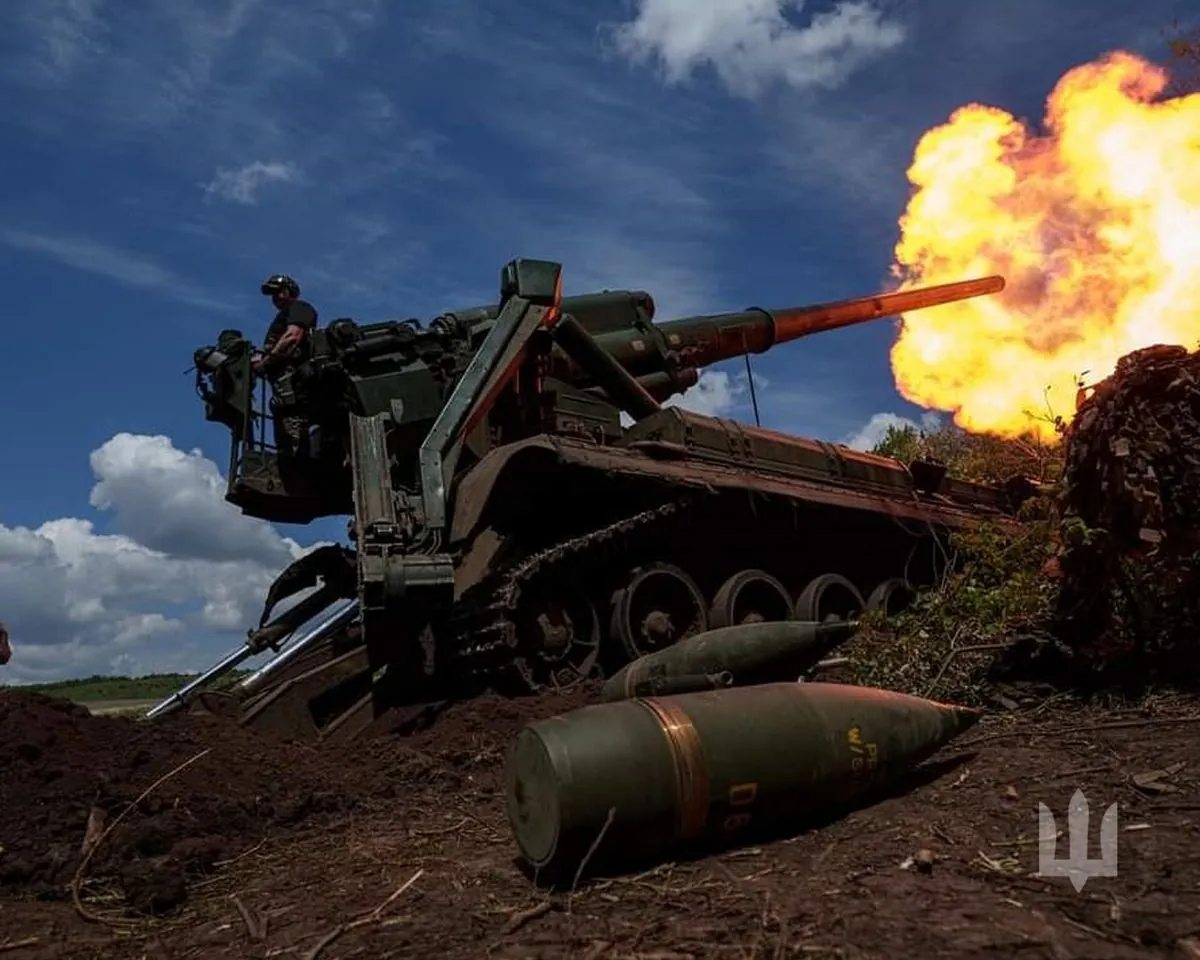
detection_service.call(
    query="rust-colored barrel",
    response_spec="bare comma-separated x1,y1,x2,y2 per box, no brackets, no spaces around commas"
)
654,274,1005,369
504,682,981,876
600,620,858,703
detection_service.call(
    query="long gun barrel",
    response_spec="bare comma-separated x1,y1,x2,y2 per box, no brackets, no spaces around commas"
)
642,274,1004,370
553,273,1004,407
367,274,1004,398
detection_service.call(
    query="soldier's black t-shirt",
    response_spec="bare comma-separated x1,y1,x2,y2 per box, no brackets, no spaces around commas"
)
264,299,318,359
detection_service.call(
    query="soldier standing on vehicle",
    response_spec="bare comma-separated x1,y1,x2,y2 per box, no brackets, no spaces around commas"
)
255,274,318,459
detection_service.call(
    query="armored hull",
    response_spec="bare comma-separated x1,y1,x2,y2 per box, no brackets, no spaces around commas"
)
161,259,1023,740
441,411,1016,688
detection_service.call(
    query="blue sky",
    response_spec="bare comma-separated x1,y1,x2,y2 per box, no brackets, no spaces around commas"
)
0,0,1191,681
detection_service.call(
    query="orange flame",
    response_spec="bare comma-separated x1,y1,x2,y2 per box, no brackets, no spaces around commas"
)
890,51,1200,440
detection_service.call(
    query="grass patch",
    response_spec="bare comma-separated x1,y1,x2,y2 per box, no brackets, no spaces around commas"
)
5,672,250,703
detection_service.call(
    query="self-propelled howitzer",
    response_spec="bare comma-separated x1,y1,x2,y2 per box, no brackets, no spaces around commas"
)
157,259,1019,740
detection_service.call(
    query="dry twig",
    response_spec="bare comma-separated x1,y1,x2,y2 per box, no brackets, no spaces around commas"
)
502,899,555,936
302,926,345,960
570,806,616,900
411,817,470,838
352,868,425,926
580,940,612,960
232,894,268,941
302,867,425,960
70,747,212,925
924,641,1012,698
0,938,40,954
214,837,268,867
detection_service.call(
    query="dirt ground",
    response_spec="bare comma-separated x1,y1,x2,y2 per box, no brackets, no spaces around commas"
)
2,683,1199,960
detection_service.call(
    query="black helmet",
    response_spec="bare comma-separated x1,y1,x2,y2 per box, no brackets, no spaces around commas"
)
261,274,300,298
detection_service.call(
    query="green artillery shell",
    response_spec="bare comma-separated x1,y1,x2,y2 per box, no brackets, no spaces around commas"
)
505,681,980,875
628,671,733,698
600,620,858,703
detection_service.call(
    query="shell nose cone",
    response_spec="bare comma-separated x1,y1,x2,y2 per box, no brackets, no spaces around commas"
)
949,704,983,733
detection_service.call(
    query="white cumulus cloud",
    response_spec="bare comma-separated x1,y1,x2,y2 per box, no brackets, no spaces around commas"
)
87,433,301,566
843,410,942,451
609,0,907,98
0,433,324,683
620,368,768,426
667,369,766,417
203,160,301,205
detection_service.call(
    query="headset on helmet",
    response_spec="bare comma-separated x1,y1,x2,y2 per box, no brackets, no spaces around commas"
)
261,274,300,298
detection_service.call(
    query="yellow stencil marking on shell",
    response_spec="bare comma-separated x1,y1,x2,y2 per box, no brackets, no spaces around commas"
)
847,725,880,776
722,781,759,833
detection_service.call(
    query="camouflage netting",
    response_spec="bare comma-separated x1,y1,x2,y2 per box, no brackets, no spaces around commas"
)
1054,343,1200,682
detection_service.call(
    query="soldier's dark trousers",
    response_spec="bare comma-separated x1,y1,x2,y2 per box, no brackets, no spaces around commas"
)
272,410,311,459
267,367,310,459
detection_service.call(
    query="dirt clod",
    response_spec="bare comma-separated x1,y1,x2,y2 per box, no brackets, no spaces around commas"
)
120,858,187,916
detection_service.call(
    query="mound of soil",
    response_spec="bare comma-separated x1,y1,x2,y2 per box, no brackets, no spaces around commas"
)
0,689,372,912
0,685,594,917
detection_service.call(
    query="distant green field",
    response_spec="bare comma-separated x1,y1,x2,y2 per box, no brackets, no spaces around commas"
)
4,672,250,703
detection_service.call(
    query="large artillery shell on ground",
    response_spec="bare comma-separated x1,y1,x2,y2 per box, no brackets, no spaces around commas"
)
505,682,980,876
600,620,857,703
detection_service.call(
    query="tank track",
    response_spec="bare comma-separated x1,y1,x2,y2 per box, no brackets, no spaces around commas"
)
445,498,698,691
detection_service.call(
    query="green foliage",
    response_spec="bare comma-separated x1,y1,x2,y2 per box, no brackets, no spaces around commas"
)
870,423,922,463
871,421,1064,484
847,421,1064,702
848,515,1058,703
4,671,249,703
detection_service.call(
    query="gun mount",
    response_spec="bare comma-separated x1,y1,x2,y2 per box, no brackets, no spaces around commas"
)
161,259,1016,740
